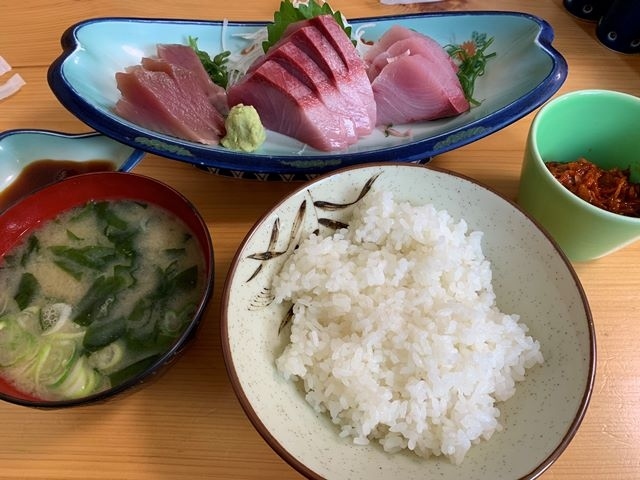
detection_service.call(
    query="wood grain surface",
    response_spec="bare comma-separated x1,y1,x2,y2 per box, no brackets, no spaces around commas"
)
1,0,639,478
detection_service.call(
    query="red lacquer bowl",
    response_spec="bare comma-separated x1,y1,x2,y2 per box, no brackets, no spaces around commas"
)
0,171,214,408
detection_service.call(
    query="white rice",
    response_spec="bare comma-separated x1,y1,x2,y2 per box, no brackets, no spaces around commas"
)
273,189,543,465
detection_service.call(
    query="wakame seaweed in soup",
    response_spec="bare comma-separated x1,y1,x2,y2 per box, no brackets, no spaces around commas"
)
0,200,205,401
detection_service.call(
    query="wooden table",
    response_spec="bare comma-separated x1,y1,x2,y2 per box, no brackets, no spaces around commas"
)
1,0,639,478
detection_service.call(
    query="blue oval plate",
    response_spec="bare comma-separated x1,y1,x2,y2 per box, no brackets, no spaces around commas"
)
48,11,567,181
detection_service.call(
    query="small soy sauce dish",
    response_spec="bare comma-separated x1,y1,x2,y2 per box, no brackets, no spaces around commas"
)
0,129,145,212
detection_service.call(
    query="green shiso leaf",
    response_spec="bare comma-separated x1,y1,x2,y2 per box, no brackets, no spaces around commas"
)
262,0,353,53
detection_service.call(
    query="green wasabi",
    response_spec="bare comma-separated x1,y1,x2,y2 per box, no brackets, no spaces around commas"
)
221,104,266,152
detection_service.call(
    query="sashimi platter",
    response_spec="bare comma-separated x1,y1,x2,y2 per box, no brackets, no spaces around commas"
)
48,1,568,180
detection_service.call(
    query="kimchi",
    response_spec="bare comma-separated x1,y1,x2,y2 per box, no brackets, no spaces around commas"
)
546,157,640,217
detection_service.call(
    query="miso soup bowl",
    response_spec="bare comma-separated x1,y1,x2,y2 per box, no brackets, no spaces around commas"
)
517,89,640,262
0,171,214,408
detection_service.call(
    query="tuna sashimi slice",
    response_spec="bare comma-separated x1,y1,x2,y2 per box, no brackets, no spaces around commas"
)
138,57,224,134
372,55,469,126
227,60,358,151
114,65,224,145
156,43,229,115
308,15,367,74
279,24,347,81
262,41,376,138
277,16,376,126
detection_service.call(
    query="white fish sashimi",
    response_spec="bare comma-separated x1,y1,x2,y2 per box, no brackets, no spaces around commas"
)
365,26,468,126
372,55,467,125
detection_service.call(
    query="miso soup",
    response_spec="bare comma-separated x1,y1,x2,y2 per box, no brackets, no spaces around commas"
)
0,200,205,401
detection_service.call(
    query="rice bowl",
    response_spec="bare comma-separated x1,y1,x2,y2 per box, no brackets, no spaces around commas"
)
273,189,544,464
221,163,595,479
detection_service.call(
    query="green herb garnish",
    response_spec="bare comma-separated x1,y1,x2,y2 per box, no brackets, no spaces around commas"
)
262,0,353,53
20,235,40,267
14,273,39,310
446,32,496,106
188,36,231,88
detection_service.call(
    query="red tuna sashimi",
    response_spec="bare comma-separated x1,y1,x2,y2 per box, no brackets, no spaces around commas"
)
257,41,374,139
114,64,224,145
156,43,229,115
372,55,469,126
308,15,365,73
227,60,356,151
134,58,225,136
278,16,376,130
139,57,223,125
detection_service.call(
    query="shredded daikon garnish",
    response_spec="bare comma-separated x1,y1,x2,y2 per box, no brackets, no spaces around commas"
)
352,22,377,57
221,18,229,53
225,27,269,88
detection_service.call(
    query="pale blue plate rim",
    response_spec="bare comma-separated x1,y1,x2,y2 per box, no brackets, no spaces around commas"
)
47,11,568,180
0,129,145,172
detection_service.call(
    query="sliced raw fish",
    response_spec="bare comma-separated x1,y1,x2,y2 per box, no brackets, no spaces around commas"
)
371,54,469,125
282,16,376,126
114,64,224,145
365,25,469,126
366,34,458,82
229,15,375,149
156,44,229,115
260,41,372,138
363,24,449,64
134,58,225,134
309,15,364,73
227,60,356,151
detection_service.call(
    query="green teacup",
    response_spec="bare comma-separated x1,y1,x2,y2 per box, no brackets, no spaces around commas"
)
517,89,640,262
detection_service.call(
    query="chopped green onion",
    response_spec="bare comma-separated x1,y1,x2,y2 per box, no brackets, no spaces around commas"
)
88,340,125,373
35,340,78,387
0,316,38,367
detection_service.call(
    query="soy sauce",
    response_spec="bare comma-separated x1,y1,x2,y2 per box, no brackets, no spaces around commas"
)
0,159,116,212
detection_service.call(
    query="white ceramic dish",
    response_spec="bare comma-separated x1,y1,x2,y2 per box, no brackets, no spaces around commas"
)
221,163,595,479
48,11,567,180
